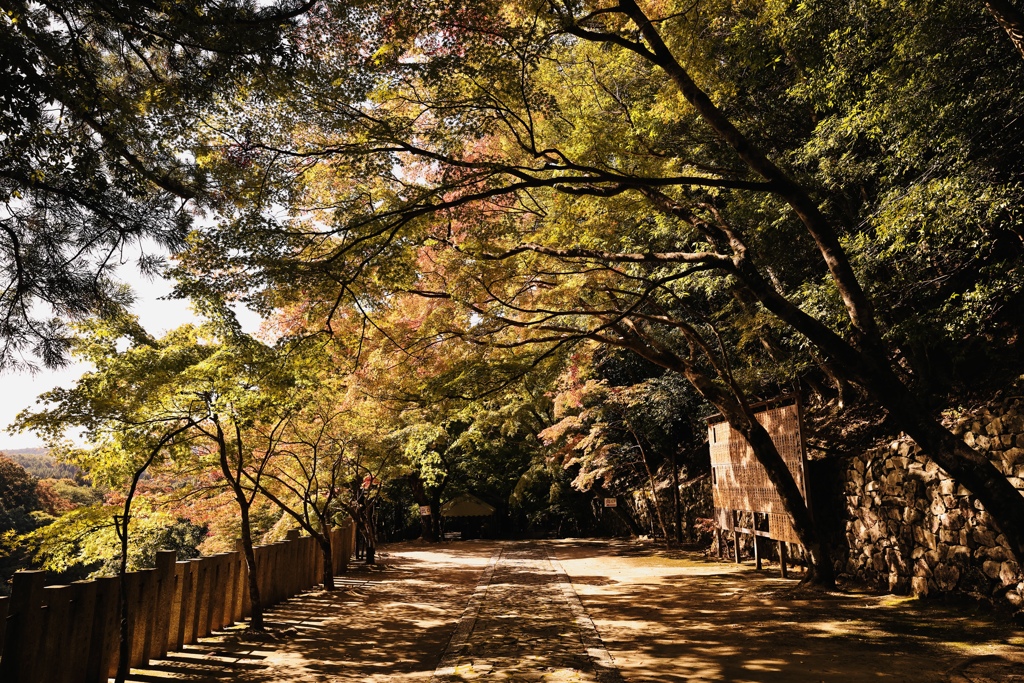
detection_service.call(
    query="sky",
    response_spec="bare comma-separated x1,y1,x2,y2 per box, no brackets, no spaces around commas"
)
0,265,262,451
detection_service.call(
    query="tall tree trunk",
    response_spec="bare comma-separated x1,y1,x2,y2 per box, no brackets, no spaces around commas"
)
617,335,835,586
605,0,1024,570
733,261,1024,567
671,448,683,544
986,0,1024,59
214,421,264,630
364,523,376,565
237,504,264,630
318,535,335,590
632,432,669,540
408,475,437,542
114,512,131,683
113,429,185,683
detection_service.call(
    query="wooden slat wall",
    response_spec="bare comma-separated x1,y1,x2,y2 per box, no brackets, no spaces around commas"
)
709,402,809,543
0,518,357,683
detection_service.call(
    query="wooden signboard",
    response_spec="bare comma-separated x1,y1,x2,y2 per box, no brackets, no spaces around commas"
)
708,400,808,545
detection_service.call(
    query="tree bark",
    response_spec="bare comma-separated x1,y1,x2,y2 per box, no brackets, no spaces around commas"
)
596,1,1024,571
614,333,835,586
671,448,683,544
318,534,336,591
986,0,1024,59
237,504,264,630
408,475,437,542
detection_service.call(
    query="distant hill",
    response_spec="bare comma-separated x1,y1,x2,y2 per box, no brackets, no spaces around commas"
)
1,449,80,479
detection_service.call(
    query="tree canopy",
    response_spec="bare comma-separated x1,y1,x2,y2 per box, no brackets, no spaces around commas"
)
6,0,1024,594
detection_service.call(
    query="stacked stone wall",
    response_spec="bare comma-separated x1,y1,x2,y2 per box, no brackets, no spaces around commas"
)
839,400,1024,607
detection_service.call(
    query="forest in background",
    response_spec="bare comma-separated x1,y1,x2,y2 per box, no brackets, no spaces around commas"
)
1,0,1023,605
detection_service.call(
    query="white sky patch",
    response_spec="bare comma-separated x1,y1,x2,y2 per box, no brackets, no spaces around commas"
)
0,253,264,451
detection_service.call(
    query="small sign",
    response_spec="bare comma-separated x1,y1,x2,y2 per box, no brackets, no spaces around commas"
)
604,498,617,508
419,505,432,516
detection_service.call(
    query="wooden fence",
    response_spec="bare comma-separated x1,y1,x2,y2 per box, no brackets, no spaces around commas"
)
0,522,356,683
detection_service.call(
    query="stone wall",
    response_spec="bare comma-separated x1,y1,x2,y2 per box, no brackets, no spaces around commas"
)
838,400,1024,608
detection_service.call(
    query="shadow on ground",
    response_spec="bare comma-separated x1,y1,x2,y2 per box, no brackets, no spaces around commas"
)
552,539,1024,683
125,542,499,682
123,540,1024,683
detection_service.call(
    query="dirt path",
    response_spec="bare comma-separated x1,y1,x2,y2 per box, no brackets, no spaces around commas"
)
124,540,1024,682
126,543,497,682
552,539,1024,683
431,542,620,682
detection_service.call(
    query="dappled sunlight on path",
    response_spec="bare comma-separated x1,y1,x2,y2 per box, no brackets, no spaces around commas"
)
123,540,1024,682
430,543,621,682
125,544,495,682
552,540,1024,683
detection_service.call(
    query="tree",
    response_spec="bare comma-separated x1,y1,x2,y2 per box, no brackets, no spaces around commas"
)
15,313,198,682
172,0,1024,583
15,314,313,634
0,0,315,369
248,374,359,586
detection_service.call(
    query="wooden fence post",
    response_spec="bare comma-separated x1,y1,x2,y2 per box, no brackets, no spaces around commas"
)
235,540,250,621
42,584,74,683
122,571,146,668
170,561,189,650
67,581,98,683
194,559,212,638
223,549,239,628
183,560,201,644
309,536,319,589
0,570,46,683
341,521,354,572
87,575,120,682
0,595,8,665
151,550,177,660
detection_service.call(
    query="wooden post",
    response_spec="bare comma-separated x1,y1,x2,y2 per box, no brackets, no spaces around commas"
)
194,559,212,638
307,536,315,589
234,540,249,622
313,535,322,589
273,542,282,603
330,529,340,580
123,570,147,668
0,571,46,683
284,539,297,599
0,595,8,663
731,511,741,564
288,540,296,598
66,581,98,683
170,561,189,650
347,521,356,571
166,561,187,651
42,585,75,683
213,554,230,631
223,550,239,628
86,576,120,683
183,560,201,645
779,541,789,579
151,550,177,660
138,568,160,667
254,546,268,609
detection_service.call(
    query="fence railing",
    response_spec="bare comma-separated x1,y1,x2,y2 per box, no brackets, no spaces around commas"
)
0,522,356,683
